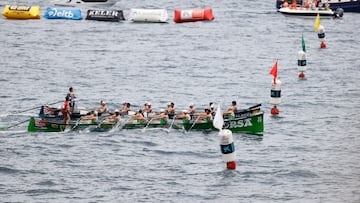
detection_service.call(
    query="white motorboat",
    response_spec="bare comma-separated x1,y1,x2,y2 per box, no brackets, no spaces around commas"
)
52,0,118,8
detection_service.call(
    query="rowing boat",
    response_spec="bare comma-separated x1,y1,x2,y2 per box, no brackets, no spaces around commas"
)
27,105,264,134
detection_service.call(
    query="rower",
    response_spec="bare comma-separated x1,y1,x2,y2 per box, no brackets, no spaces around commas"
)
223,101,238,119
195,108,213,122
103,110,121,124
167,102,175,119
131,109,146,123
81,110,98,122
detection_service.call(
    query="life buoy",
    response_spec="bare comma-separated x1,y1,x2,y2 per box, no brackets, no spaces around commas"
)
2,5,40,19
174,8,214,23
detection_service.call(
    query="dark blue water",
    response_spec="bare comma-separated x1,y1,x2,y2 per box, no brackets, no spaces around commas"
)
1,0,359,202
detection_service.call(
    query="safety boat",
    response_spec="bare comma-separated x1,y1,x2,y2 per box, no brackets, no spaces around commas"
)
51,0,118,8
278,6,344,17
27,104,264,134
276,0,360,13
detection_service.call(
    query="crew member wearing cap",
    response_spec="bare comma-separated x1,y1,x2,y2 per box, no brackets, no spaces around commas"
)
81,110,98,121
151,109,168,120
120,102,131,115
188,103,196,114
104,110,121,124
175,110,191,120
143,102,153,117
97,100,108,115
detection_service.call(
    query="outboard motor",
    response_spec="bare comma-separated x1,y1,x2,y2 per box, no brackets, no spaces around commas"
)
334,8,344,18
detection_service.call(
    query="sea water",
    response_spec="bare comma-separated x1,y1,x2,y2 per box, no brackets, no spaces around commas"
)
0,0,359,202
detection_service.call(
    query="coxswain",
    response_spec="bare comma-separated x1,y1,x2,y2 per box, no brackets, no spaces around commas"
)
61,96,71,124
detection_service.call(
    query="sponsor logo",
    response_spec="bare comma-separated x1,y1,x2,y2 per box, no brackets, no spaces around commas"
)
48,8,74,18
224,118,253,129
9,6,31,11
88,10,119,17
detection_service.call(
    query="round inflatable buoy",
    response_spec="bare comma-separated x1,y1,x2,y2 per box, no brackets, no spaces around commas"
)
174,8,214,23
298,50,306,78
271,105,279,115
318,25,326,49
298,72,305,78
219,129,236,170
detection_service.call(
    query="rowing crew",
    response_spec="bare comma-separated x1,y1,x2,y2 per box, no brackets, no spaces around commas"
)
78,100,239,124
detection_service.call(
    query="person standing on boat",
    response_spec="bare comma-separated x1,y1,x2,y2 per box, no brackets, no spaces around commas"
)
66,87,76,113
61,96,71,124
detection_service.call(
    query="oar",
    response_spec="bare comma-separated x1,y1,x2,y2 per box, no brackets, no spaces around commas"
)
141,118,154,132
13,100,63,114
71,119,83,130
248,103,261,110
166,116,176,132
0,119,29,131
188,116,200,132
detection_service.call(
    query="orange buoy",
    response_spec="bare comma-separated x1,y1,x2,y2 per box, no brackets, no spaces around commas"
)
271,105,279,115
320,41,327,48
174,8,214,23
298,72,305,78
226,161,236,170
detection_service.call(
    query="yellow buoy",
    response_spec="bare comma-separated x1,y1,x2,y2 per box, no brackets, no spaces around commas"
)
2,5,40,19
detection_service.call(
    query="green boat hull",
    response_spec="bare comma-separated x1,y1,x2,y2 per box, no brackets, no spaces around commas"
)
182,112,264,133
28,112,264,134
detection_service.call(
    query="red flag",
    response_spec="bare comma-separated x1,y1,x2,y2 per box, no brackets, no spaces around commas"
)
269,60,278,84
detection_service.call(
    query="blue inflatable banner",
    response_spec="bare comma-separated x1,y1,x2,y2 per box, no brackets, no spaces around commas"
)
44,7,82,20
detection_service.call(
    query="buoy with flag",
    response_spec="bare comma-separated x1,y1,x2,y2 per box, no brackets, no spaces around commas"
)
298,34,307,79
213,103,236,170
269,60,281,115
314,14,326,49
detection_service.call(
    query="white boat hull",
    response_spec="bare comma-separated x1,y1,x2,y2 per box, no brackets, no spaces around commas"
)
52,0,117,8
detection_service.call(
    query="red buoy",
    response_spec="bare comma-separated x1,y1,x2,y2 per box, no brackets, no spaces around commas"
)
226,161,236,170
298,72,305,78
320,41,327,49
174,8,214,23
271,105,279,115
